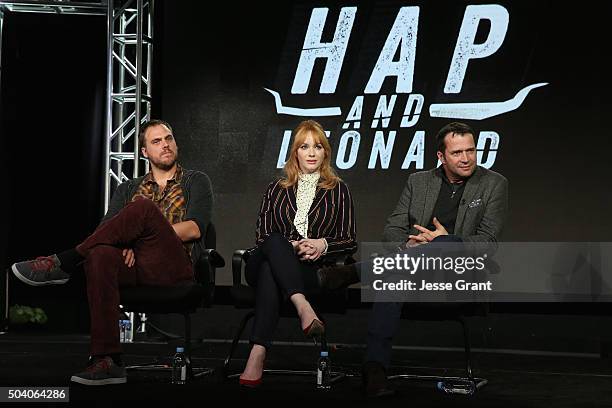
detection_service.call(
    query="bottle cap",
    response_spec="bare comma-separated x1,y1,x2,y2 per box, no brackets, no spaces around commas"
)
176,347,184,353
320,351,329,357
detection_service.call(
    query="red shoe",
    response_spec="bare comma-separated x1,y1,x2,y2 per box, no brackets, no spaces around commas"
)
303,319,325,338
239,376,262,388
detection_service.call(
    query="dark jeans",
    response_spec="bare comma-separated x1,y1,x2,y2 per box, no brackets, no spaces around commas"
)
365,234,463,368
245,233,321,349
75,197,193,356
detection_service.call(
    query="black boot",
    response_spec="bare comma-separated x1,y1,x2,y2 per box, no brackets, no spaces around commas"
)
362,361,396,398
317,263,359,290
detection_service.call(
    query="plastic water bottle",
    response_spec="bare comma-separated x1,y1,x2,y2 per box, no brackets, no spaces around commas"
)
171,347,187,384
316,351,331,390
119,319,132,343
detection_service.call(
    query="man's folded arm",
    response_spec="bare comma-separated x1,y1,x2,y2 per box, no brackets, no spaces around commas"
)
182,171,214,242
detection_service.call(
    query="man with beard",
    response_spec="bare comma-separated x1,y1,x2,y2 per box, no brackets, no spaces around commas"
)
11,119,213,385
361,122,508,397
317,122,508,397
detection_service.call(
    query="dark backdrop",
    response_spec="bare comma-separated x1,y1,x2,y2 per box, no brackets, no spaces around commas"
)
157,1,612,285
1,1,611,334
0,12,106,329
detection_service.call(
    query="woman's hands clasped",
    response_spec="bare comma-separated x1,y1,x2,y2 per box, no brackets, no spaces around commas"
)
292,238,327,261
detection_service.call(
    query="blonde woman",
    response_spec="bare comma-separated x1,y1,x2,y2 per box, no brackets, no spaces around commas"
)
239,120,356,387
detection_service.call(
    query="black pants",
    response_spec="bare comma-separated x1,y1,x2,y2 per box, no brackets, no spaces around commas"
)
245,233,322,349
365,234,464,368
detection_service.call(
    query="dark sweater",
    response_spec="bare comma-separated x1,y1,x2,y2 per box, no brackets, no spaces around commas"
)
100,168,213,264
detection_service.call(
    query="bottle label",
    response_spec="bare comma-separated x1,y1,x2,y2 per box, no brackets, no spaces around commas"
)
181,366,187,381
317,369,322,385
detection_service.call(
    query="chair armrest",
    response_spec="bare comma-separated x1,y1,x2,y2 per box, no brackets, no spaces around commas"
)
232,249,247,287
202,248,225,268
232,247,258,287
337,255,356,266
323,251,357,267
194,249,225,286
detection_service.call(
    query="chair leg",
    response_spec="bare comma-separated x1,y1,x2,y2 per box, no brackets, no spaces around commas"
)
389,316,488,395
124,312,214,381
458,316,488,393
223,311,255,372
459,316,474,380
184,313,194,380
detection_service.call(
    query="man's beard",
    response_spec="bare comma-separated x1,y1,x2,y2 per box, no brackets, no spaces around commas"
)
150,152,178,171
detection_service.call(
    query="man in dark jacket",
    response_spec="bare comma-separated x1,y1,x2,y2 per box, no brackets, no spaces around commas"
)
11,119,213,385
362,122,508,397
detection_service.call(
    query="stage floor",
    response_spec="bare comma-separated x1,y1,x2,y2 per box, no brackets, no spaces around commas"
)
1,332,611,407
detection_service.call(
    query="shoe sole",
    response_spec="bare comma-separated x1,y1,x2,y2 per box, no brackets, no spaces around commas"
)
70,376,127,386
11,264,69,287
303,319,325,338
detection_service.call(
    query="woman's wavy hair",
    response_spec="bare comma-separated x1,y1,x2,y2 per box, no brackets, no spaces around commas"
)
280,120,340,190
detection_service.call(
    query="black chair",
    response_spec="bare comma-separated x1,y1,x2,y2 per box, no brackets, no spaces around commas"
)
387,302,488,395
119,222,225,380
221,247,355,387
388,259,497,394
366,247,492,395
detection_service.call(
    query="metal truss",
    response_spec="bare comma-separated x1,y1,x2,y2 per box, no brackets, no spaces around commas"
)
104,0,153,211
0,1,106,16
105,0,154,339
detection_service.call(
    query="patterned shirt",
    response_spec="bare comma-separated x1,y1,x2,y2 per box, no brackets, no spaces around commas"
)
131,164,191,254
293,172,320,238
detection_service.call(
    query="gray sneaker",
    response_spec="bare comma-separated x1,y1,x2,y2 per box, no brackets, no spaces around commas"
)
11,255,70,286
71,357,127,386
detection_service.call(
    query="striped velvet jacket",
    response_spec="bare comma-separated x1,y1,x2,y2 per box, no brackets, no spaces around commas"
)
255,179,357,256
